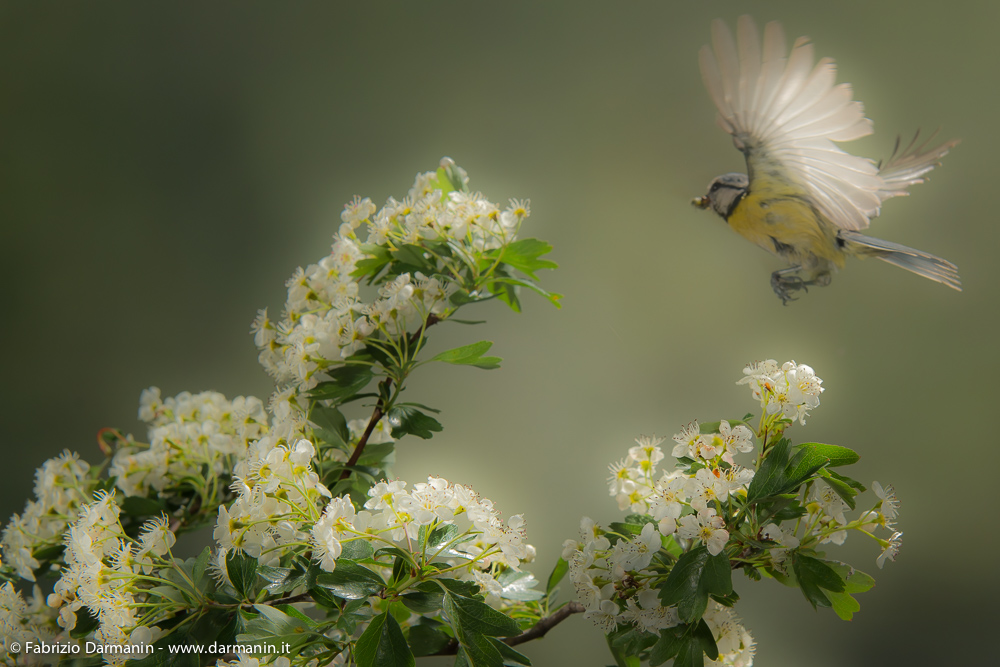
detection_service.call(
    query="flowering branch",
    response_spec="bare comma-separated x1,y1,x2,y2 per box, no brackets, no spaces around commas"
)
565,359,901,667
0,161,562,667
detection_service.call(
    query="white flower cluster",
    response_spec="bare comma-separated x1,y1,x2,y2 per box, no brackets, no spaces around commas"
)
2,450,93,581
252,169,530,391
214,439,332,564
0,582,62,653
737,359,823,425
110,387,268,498
213,466,536,608
563,515,755,665
563,430,757,663
607,432,754,551
43,491,176,663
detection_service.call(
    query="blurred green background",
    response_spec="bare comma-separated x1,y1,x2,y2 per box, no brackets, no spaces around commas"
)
2,1,997,665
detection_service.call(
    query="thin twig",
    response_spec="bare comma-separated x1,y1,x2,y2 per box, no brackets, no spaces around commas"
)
435,602,585,655
337,314,440,482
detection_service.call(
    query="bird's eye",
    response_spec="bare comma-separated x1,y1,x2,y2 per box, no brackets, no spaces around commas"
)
710,183,720,192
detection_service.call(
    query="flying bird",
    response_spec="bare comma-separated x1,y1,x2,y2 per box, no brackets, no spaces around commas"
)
692,16,961,303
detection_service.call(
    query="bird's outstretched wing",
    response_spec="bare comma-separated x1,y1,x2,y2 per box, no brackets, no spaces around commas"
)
877,130,959,201
699,16,881,231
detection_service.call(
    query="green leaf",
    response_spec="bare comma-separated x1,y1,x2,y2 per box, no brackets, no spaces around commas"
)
420,523,460,552
310,404,350,447
818,470,859,510
825,562,876,620
795,443,860,468
226,550,258,600
488,238,558,280
431,340,502,370
444,591,521,637
649,626,684,666
192,546,212,594
340,538,375,561
407,622,452,656
401,586,445,614
546,557,569,596
649,622,715,667
496,569,543,602
784,449,832,489
436,161,466,194
358,441,395,466
659,546,711,624
391,244,434,273
489,276,562,309
792,554,846,609
314,560,386,600
435,577,483,598
356,610,415,667
120,495,166,517
746,438,791,504
492,637,532,665
387,406,443,439
702,552,733,596
245,603,309,638
309,366,375,404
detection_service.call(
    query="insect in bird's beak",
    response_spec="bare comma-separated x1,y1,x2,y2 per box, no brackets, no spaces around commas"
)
692,195,710,209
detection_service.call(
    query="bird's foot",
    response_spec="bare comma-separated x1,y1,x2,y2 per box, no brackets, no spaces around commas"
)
770,269,832,305
771,272,807,305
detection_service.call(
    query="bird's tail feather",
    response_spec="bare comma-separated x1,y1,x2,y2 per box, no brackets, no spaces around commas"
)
839,230,962,291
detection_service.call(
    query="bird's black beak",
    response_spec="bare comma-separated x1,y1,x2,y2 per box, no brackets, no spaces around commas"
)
692,195,710,209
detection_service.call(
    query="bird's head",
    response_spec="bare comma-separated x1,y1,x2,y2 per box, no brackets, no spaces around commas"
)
692,172,749,219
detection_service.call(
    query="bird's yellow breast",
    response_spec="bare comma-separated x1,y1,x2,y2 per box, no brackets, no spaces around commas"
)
727,185,845,268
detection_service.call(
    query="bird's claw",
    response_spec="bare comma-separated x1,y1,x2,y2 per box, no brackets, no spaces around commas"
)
770,272,808,305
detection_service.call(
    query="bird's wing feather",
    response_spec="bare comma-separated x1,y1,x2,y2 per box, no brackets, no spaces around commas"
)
878,131,959,200
700,16,883,231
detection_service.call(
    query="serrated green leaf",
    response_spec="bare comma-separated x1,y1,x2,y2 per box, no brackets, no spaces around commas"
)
401,588,444,614
659,546,710,623
792,554,845,609
340,538,375,561
818,470,859,510
357,441,395,466
431,341,501,369
407,622,451,656
827,469,867,491
747,439,791,504
309,366,375,404
702,552,733,596
692,619,719,661
796,443,860,467
420,522,460,552
487,238,558,280
387,406,443,439
356,610,415,667
310,404,350,447
825,562,876,620
491,637,532,665
226,550,258,600
649,626,684,666
444,591,521,637
436,577,483,598
314,560,385,599
391,244,434,272
784,448,832,489
496,569,543,602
